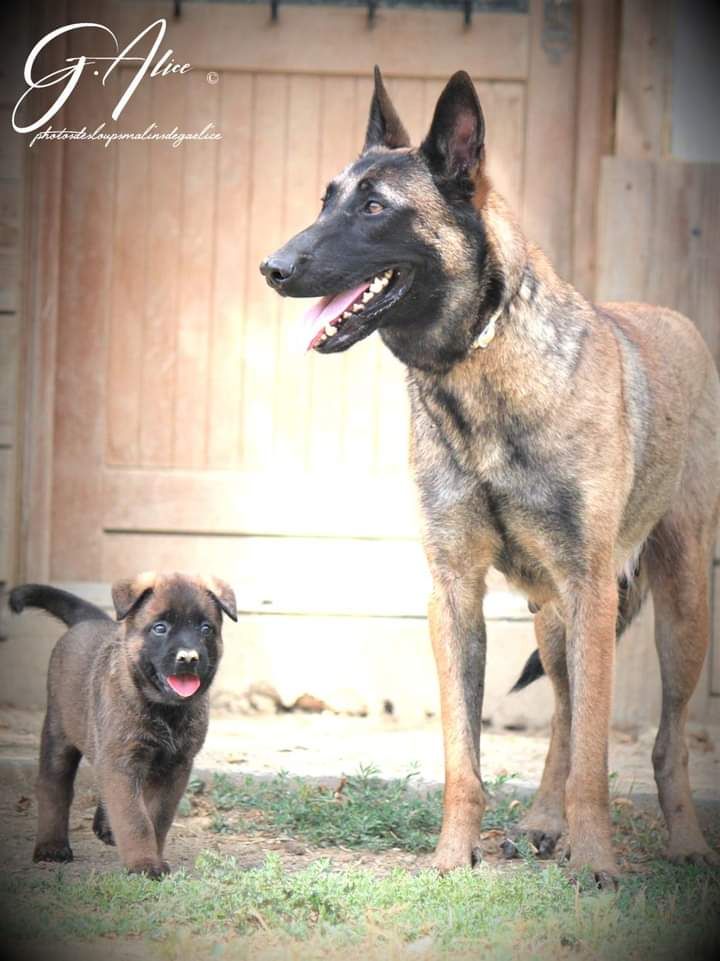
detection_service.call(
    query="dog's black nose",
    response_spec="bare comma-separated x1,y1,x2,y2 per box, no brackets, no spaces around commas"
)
176,648,199,665
260,254,295,291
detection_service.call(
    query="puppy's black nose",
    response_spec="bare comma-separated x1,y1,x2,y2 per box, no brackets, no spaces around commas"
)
176,648,199,666
260,254,295,291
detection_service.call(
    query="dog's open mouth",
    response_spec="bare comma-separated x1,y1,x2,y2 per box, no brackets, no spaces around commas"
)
166,674,201,698
298,267,411,353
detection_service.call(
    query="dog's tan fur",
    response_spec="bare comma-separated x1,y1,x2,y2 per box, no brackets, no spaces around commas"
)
414,184,720,882
261,68,720,884
10,573,236,877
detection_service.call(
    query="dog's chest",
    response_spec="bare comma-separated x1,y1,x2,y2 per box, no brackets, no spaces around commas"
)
136,709,205,770
410,382,583,582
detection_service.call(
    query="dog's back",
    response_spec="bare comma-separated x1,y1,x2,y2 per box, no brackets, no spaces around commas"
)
10,584,117,752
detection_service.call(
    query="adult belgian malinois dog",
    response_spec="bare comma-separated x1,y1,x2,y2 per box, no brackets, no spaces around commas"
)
10,573,237,877
260,68,720,884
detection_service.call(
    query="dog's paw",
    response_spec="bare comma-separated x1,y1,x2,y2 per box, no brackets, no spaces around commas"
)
668,847,720,868
501,825,563,860
92,804,115,846
33,841,73,863
126,858,171,880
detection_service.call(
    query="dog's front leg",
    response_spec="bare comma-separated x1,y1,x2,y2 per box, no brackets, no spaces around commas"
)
564,569,619,886
429,571,487,872
99,766,169,879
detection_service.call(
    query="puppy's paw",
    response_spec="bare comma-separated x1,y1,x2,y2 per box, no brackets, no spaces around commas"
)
126,858,171,880
33,841,73,863
92,804,115,846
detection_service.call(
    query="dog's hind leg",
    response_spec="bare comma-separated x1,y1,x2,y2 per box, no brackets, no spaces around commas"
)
144,761,193,862
505,604,569,858
33,712,81,863
647,516,720,867
92,802,115,845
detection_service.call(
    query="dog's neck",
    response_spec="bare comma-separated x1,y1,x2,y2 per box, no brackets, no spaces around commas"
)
414,189,592,421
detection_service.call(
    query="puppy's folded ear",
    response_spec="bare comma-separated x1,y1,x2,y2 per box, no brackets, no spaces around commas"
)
112,571,156,621
202,576,238,623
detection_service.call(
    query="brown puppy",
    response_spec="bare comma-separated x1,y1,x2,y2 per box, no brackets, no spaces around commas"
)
261,68,720,886
9,573,237,877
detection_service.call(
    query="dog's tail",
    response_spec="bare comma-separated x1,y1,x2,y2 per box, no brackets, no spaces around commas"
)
9,584,112,628
510,550,650,693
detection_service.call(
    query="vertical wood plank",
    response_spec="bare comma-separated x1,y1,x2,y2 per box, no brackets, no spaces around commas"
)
572,0,620,299
616,0,672,159
273,74,321,474
522,0,579,280
139,73,185,468
19,0,67,581
242,73,287,472
50,2,116,579
173,73,219,469
206,73,253,470
105,71,151,466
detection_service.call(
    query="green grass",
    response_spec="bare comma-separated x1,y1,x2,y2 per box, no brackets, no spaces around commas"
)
200,766,524,852
2,769,718,960
1,852,718,960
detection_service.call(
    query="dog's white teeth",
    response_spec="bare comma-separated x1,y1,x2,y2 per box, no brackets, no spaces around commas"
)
379,276,389,289
342,311,352,319
369,278,384,294
325,323,337,337
384,269,393,279
362,290,374,303
352,302,364,313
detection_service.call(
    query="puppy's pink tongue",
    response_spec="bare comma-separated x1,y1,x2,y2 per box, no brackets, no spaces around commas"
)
167,675,201,698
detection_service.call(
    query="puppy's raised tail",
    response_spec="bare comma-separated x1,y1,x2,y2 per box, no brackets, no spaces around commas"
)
9,584,112,627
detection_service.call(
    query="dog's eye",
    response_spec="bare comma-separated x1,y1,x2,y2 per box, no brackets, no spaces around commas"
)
200,623,213,637
364,200,384,215
152,621,169,636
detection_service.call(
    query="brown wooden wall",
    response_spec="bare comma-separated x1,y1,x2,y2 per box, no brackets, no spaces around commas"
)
4,1,720,723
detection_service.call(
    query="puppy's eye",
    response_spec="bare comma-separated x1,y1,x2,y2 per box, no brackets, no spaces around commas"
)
152,621,169,636
364,200,384,215
200,623,213,637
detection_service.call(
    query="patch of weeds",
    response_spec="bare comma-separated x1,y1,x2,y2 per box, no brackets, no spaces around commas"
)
203,767,525,854
209,764,442,852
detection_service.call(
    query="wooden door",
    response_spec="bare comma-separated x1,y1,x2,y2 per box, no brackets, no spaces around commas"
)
24,0,610,618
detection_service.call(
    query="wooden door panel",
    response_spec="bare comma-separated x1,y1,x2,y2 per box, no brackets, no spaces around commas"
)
44,0,579,598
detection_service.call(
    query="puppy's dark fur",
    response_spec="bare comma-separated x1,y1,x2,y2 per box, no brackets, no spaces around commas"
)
9,572,237,877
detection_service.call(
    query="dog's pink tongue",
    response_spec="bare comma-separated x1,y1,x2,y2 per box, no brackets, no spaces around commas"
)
297,282,370,352
167,675,201,698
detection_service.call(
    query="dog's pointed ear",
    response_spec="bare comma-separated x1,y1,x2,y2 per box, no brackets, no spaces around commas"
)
112,571,156,621
363,65,410,152
421,71,485,180
201,576,238,623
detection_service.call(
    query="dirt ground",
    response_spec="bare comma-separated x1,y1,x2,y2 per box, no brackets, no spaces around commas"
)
1,705,718,881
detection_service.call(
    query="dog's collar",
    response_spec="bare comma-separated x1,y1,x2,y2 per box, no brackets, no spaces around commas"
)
471,306,501,350
471,273,533,351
